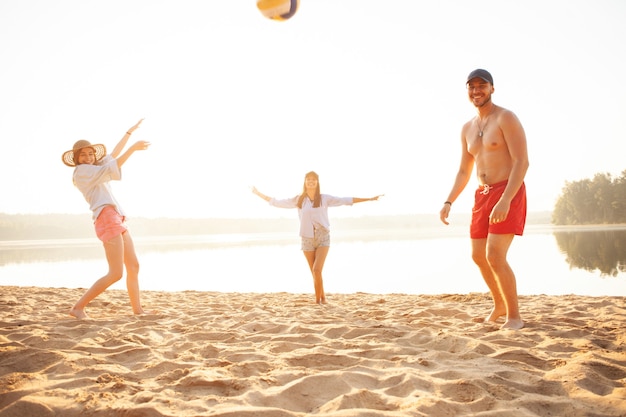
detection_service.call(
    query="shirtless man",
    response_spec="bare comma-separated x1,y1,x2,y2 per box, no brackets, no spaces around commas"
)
440,69,529,330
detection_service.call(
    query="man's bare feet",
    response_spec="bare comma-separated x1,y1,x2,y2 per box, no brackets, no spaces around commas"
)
501,318,524,330
69,308,88,319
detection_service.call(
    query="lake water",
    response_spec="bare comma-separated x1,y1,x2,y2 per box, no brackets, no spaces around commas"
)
1,225,625,297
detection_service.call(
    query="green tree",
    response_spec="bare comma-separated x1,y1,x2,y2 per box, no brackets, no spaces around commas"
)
553,171,626,225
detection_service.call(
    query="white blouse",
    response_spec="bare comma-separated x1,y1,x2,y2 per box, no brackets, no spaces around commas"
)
72,155,124,221
269,194,353,238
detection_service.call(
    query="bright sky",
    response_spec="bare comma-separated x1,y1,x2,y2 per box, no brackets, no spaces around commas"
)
1,0,625,220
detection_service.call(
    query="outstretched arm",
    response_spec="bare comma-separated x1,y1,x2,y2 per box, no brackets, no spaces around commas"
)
353,195,383,204
116,140,151,169
251,186,271,202
112,118,144,158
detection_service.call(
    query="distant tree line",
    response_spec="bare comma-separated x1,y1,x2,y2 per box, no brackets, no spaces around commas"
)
553,170,626,225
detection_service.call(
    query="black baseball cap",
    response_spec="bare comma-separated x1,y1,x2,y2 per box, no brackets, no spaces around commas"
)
466,69,493,85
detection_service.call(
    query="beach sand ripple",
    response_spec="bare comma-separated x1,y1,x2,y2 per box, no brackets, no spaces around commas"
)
1,287,625,416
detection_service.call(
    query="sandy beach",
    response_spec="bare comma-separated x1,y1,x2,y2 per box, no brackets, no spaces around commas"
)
0,287,624,416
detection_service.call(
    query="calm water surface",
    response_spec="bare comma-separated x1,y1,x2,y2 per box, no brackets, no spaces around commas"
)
1,225,624,296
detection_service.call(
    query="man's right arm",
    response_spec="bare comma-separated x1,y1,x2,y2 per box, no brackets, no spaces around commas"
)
440,129,474,225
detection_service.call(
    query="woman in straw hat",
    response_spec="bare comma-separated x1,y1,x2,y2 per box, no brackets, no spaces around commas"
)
251,171,383,305
62,118,151,319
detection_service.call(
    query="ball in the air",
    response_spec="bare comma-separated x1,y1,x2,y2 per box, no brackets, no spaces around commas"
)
257,0,299,21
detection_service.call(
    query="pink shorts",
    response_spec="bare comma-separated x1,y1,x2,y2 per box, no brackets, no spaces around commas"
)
95,206,127,242
470,181,526,239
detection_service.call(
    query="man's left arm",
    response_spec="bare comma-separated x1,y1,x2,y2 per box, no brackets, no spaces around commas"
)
493,111,529,222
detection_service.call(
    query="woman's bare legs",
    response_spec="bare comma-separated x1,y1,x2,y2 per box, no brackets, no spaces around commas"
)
303,246,330,304
69,231,146,318
69,234,125,319
121,232,146,315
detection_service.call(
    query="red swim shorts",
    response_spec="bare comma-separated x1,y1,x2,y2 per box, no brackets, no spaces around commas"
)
95,206,127,242
470,181,527,239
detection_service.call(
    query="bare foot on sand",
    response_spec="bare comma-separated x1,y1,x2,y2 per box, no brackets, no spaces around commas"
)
69,308,88,319
501,318,525,330
485,307,506,323
134,309,158,316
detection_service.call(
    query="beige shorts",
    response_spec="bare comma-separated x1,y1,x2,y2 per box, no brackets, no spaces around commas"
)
301,227,330,251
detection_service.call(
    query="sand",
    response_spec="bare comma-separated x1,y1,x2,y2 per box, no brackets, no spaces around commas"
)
0,286,625,417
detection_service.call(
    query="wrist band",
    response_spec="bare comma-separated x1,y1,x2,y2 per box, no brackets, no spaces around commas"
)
126,131,132,135
444,201,452,206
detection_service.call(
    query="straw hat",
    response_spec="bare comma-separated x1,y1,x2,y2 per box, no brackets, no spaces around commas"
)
62,140,107,167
